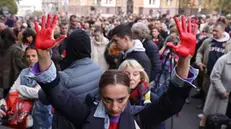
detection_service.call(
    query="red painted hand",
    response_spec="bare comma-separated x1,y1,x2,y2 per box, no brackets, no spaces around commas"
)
34,14,66,50
166,16,198,57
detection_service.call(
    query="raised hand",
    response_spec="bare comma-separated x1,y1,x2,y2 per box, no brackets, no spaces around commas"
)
34,14,66,50
166,16,198,57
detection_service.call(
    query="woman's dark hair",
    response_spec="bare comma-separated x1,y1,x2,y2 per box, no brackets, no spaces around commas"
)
0,28,16,54
99,70,130,93
70,15,77,22
25,45,36,54
22,28,36,43
148,24,160,32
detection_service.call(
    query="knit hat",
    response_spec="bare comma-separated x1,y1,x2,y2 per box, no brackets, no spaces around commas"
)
65,29,91,67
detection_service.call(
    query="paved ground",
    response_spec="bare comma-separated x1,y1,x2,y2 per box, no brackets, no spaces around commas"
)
166,89,203,129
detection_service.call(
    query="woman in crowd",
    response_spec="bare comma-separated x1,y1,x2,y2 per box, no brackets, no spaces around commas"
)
158,26,179,90
118,59,166,129
22,28,36,51
9,46,53,129
118,59,151,105
22,15,199,129
148,24,165,50
131,22,161,82
0,28,26,98
91,27,109,72
199,52,231,129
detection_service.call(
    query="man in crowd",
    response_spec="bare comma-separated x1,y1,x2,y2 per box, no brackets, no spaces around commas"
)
196,21,231,112
110,23,151,77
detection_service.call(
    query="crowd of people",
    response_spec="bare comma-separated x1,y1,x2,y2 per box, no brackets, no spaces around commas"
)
0,11,230,129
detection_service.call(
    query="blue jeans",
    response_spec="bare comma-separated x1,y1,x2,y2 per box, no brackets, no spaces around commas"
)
32,101,53,129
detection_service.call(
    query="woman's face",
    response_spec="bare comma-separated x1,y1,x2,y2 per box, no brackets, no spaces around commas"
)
94,31,103,42
26,36,33,43
101,84,129,117
123,67,141,90
26,49,38,67
152,29,159,38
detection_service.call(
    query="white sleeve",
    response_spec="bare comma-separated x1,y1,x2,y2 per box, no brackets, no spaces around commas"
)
10,76,21,92
17,84,40,99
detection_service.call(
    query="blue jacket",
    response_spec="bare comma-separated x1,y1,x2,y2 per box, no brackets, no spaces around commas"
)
33,61,198,129
19,68,52,129
38,58,102,129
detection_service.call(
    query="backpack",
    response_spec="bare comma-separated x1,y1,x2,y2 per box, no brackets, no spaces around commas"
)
206,114,231,129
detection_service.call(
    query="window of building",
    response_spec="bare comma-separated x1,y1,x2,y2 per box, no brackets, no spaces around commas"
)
106,8,110,13
149,0,155,5
166,0,171,6
106,0,112,4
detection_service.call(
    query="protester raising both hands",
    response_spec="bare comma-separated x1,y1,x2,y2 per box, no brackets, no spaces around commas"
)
32,14,199,129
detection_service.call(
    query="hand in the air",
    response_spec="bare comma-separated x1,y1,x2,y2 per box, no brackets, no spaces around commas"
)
35,14,66,50
166,16,198,57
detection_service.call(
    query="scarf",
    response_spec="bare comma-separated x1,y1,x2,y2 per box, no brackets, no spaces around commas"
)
130,81,149,105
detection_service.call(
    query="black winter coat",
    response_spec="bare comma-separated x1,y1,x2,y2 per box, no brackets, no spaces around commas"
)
38,68,193,129
142,39,161,81
118,51,152,78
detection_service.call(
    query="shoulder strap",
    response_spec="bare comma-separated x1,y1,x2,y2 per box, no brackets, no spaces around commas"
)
134,120,140,129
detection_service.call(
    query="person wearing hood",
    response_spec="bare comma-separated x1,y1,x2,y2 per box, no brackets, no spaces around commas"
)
110,23,152,77
38,29,102,129
131,22,161,82
91,27,109,72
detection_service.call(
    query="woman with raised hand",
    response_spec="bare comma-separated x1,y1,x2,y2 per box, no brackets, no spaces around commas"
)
27,15,198,129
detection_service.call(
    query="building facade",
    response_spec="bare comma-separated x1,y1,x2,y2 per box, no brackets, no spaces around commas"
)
41,0,63,14
160,0,179,16
66,0,213,16
17,0,42,16
67,0,164,16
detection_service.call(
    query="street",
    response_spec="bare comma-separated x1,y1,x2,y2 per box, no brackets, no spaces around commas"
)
166,89,202,129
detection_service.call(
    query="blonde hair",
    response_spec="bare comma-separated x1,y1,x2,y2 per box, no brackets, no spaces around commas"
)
118,59,149,83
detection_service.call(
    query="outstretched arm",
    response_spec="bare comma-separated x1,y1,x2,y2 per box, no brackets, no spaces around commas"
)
138,16,199,127
31,14,89,127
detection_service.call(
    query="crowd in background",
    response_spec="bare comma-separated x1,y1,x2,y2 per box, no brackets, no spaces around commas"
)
0,12,231,129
